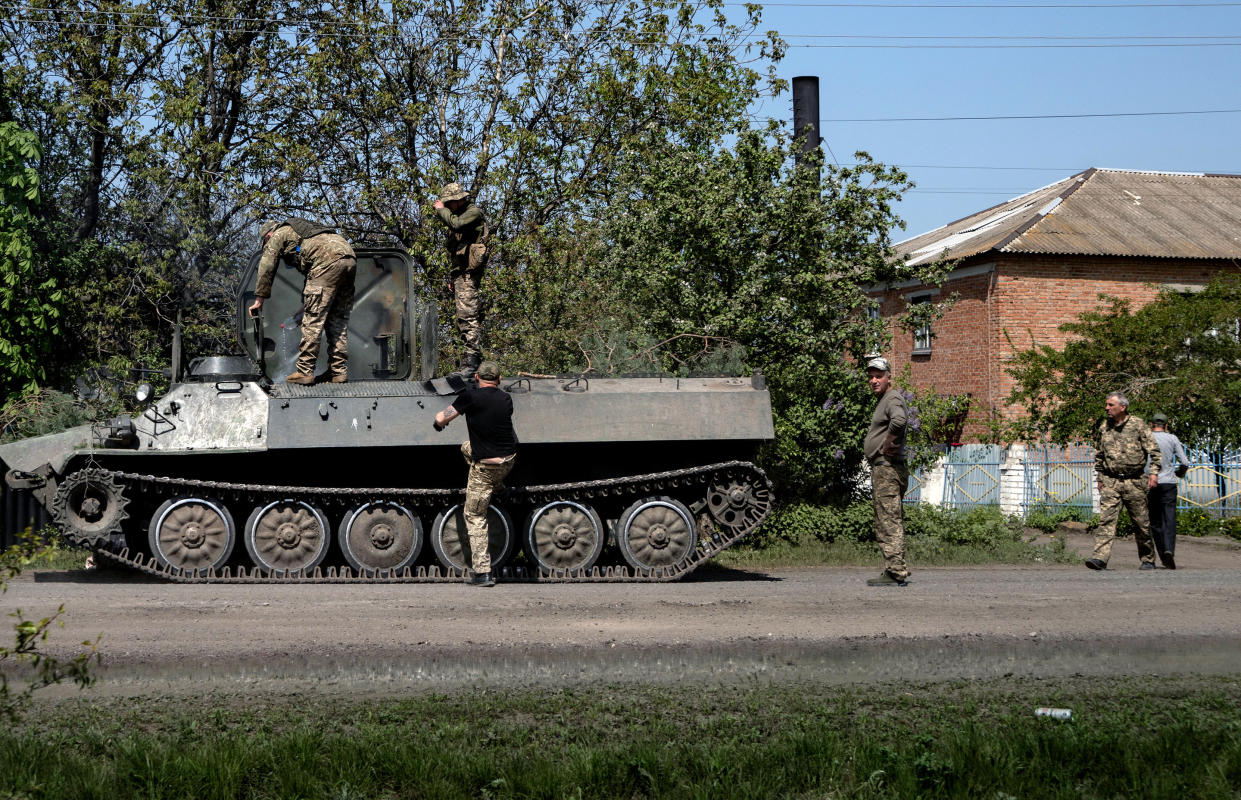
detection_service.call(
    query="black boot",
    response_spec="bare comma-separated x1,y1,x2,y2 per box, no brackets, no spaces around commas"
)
458,353,481,380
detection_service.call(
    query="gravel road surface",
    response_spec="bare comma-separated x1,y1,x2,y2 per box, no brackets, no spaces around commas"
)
7,535,1240,696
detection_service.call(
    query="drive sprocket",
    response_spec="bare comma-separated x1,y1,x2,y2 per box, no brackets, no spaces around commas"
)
51,467,130,546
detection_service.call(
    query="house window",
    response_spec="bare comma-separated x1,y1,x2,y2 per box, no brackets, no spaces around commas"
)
912,295,932,355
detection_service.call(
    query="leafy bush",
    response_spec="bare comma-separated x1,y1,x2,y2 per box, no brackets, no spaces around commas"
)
1178,509,1220,538
1023,502,1097,533
750,501,874,548
1222,517,1241,542
906,504,1019,548
0,388,94,443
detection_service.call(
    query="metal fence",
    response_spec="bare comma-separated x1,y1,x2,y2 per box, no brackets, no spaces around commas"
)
941,444,1004,510
1023,444,1096,514
0,483,51,549
1180,447,1241,517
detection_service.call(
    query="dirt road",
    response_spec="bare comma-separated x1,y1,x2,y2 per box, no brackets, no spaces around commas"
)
7,534,1241,696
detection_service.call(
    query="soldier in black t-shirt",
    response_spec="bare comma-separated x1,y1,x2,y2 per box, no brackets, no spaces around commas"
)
432,360,518,586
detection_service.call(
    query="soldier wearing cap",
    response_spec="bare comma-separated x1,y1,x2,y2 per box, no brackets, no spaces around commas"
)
1086,392,1161,571
248,218,357,385
433,182,489,380
432,360,518,586
1147,412,1188,569
863,356,910,586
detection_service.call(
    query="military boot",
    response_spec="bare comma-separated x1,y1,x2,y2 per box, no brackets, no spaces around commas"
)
314,371,348,384
866,571,909,587
285,371,314,385
457,353,481,381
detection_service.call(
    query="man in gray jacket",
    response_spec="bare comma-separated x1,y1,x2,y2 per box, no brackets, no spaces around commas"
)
864,357,909,586
1148,412,1188,569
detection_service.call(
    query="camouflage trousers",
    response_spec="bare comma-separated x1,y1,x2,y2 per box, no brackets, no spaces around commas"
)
297,257,356,376
453,268,483,362
461,441,515,574
1093,474,1155,565
871,458,910,580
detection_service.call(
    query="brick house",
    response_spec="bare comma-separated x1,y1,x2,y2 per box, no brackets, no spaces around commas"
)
874,168,1241,441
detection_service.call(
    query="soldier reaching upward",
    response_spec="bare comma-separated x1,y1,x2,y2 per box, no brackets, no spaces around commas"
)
432,360,518,587
433,182,489,380
249,218,357,385
1086,392,1161,571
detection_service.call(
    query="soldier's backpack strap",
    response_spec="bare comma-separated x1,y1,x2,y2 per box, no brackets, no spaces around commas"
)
282,217,337,251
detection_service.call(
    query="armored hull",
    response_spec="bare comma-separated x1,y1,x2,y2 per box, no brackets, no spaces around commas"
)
1,249,774,582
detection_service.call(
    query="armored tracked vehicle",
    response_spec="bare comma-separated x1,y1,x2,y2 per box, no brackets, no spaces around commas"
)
1,249,773,582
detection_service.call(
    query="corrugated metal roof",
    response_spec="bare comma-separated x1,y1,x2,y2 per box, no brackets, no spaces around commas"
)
896,168,1241,266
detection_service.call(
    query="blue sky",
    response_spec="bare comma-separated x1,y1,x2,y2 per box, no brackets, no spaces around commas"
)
737,1,1241,241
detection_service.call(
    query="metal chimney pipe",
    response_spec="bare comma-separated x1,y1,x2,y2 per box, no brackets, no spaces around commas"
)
792,75,821,164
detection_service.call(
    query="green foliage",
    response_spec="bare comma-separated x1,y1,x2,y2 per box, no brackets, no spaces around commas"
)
0,387,95,443
751,501,875,547
0,123,64,395
6,675,1238,799
895,376,973,472
1178,510,1241,541
598,129,943,500
0,531,98,722
1023,502,1097,533
905,504,1020,548
1005,275,1241,448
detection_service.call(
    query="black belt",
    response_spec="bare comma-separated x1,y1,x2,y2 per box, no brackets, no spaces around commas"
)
1102,469,1143,479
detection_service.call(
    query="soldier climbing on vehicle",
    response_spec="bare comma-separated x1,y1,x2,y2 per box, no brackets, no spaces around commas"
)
433,183,489,380
249,218,357,385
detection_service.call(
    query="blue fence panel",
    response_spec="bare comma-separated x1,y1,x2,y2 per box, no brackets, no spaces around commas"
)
1180,447,1241,517
941,444,1004,509
903,468,923,504
1023,443,1096,513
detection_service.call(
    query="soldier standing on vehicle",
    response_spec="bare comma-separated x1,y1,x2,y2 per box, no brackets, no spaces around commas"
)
433,182,489,380
432,360,518,587
863,357,910,587
248,218,357,385
1086,392,1161,571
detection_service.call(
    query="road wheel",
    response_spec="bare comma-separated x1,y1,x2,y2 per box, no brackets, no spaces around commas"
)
524,501,605,573
616,497,696,574
148,497,235,574
244,500,330,573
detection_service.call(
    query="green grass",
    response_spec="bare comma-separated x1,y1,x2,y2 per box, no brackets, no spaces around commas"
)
2,675,1239,799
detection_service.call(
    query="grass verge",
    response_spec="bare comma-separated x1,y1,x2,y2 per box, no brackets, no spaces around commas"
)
1,674,1238,799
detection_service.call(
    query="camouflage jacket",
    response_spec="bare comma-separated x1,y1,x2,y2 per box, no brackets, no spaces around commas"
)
255,226,355,298
1094,415,1161,478
436,203,487,261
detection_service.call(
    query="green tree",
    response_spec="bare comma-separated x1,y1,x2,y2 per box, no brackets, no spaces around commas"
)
595,128,946,501
0,123,64,396
1005,275,1241,448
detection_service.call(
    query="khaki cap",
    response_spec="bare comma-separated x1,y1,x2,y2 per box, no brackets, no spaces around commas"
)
476,360,501,381
865,356,891,373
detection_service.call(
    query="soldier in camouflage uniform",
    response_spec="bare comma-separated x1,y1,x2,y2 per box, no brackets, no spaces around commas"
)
249,219,357,385
433,183,489,379
863,357,910,586
1087,391,1161,571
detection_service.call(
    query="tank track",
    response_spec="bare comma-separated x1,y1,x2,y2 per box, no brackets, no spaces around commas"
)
87,461,772,583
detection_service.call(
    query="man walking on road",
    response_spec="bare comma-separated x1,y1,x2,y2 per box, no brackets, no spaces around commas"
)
864,357,910,587
1148,412,1188,570
1087,392,1161,571
432,360,518,586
